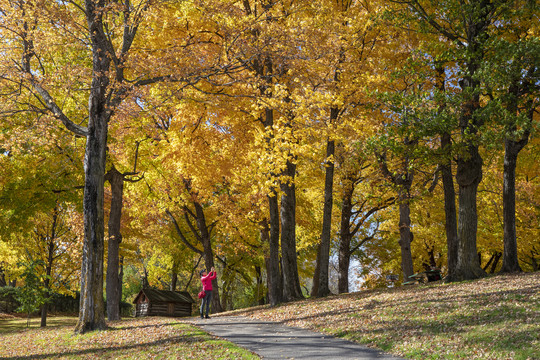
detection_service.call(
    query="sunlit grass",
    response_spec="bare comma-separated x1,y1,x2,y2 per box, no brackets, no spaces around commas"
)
0,314,78,334
224,272,539,360
0,316,259,359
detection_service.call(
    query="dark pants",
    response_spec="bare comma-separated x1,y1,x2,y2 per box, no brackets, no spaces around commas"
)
200,290,212,317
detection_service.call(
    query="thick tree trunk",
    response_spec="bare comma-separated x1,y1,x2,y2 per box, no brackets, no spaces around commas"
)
453,147,486,281
75,115,108,333
74,0,114,333
106,165,124,321
441,132,459,277
398,191,414,280
338,181,354,293
280,159,303,301
446,1,493,283
313,138,335,297
501,140,524,273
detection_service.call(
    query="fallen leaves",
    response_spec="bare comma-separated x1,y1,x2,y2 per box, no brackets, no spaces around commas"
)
223,272,539,360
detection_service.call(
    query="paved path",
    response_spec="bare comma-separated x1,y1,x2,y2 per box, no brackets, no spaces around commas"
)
191,315,407,360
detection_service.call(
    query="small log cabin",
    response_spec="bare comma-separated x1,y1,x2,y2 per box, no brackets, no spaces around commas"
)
133,288,195,317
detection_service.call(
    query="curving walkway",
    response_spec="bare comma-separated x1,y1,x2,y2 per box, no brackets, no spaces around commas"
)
191,315,407,360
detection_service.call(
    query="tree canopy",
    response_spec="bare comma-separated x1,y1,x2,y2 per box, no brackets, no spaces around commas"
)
0,0,538,330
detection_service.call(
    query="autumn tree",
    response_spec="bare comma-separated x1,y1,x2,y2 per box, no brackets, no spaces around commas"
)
482,29,540,273
0,0,230,331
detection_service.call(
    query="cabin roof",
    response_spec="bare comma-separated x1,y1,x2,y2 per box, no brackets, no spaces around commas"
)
133,288,195,304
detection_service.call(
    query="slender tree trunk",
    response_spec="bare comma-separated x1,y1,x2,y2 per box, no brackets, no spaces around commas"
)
170,272,178,291
118,255,124,313
264,107,282,306
313,138,335,297
436,66,458,278
280,159,303,301
440,158,458,277
0,266,6,287
338,180,354,293
501,139,524,273
106,165,124,321
490,252,502,273
255,266,265,305
262,213,281,306
41,205,58,327
194,201,223,313
531,250,538,271
40,259,52,327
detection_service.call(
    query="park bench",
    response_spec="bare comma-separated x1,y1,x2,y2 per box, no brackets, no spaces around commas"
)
403,269,442,285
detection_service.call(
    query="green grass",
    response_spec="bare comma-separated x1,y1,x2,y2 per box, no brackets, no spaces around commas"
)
2,273,538,359
0,314,78,334
0,316,259,359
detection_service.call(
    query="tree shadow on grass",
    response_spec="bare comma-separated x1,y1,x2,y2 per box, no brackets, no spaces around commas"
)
108,321,182,332
0,332,205,360
260,282,539,329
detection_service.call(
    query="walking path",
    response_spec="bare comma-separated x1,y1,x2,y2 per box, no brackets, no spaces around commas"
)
191,315,407,360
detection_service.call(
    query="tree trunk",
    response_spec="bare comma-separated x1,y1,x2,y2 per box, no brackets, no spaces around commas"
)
40,246,54,327
0,266,6,287
264,107,282,306
338,180,354,293
262,212,281,306
255,266,265,305
398,190,414,280
441,132,459,277
280,159,303,301
490,252,502,274
74,0,114,333
434,66,458,279
41,206,58,328
500,140,524,273
194,201,223,313
313,138,335,297
75,114,108,333
170,271,178,291
453,148,486,281
106,165,124,321
40,266,52,328
118,255,124,312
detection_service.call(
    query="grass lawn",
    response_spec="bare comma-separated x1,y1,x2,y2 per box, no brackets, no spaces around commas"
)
224,272,539,360
1,273,537,359
0,316,259,359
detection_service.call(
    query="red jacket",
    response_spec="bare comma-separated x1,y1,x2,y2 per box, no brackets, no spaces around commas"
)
201,271,216,291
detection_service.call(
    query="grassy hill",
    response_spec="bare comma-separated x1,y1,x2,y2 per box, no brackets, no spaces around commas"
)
223,272,539,360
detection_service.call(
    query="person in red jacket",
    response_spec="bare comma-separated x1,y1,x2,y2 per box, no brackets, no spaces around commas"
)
199,266,217,319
